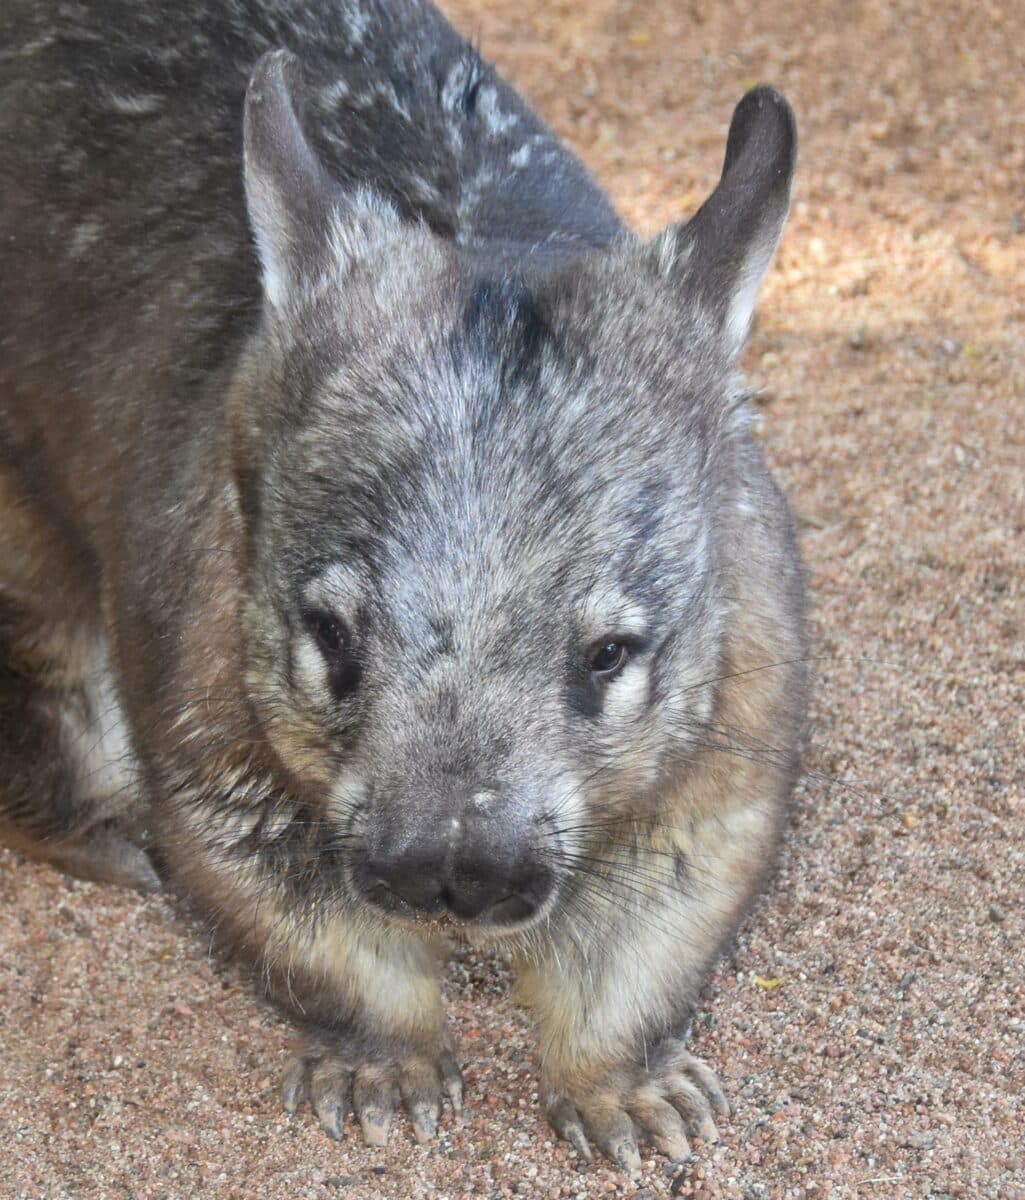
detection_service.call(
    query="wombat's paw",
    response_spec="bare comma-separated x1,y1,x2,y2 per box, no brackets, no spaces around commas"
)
46,829,161,893
544,1042,730,1177
281,1028,463,1147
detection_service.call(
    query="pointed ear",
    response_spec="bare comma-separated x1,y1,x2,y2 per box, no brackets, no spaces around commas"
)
243,50,342,311
650,86,797,359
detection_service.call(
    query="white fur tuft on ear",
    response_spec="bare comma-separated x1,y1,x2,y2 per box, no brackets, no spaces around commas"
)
724,233,779,357
243,50,337,311
649,86,797,360
243,51,402,313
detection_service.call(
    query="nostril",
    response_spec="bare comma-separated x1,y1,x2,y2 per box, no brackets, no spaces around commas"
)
484,892,540,925
443,881,497,921
441,855,549,922
358,847,448,914
391,871,445,913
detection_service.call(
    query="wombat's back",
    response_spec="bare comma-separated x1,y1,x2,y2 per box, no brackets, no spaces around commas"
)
0,0,622,553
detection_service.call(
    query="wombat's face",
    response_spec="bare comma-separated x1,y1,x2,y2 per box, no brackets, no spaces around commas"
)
234,57,796,935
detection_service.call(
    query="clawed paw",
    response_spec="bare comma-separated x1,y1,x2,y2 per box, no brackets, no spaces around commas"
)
281,1029,463,1147
545,1041,730,1177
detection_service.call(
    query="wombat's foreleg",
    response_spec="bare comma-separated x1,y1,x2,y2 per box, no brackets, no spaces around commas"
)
163,793,461,1146
0,599,158,891
517,832,745,1175
269,922,461,1145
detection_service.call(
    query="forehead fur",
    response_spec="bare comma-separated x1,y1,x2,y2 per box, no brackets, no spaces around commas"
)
265,244,733,618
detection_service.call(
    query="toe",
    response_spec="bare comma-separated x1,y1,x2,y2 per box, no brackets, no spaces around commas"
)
579,1102,642,1178
398,1057,441,1143
680,1051,731,1118
666,1072,718,1142
51,833,162,893
547,1098,594,1163
280,1055,307,1115
439,1049,464,1116
352,1065,395,1147
310,1059,350,1140
628,1092,693,1160
408,1104,438,1143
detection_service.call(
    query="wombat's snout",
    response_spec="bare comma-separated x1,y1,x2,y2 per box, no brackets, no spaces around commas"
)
355,790,554,927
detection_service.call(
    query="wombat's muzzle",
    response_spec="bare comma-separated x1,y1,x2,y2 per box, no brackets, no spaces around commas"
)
353,788,555,928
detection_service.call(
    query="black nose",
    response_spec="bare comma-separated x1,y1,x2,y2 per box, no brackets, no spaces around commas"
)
366,851,522,920
360,819,552,925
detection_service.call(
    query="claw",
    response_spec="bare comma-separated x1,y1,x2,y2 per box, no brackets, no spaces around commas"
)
681,1052,731,1118
280,1056,307,1115
357,1106,392,1147
656,1129,693,1161
313,1096,347,1140
310,1060,350,1140
695,1115,720,1144
583,1106,640,1178
440,1052,464,1116
409,1102,439,1143
629,1094,693,1161
666,1072,716,1137
614,1138,643,1179
571,1131,595,1162
353,1066,396,1147
443,1079,464,1121
548,1099,594,1162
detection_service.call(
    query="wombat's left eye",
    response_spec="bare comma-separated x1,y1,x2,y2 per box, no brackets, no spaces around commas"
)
305,610,347,656
588,640,628,677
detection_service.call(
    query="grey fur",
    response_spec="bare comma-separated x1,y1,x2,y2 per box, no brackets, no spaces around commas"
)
0,0,807,1168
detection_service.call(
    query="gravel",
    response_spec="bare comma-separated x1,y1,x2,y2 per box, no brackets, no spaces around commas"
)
1,0,1022,1197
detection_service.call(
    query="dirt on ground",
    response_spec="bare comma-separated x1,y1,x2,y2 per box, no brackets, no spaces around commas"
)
1,1,1022,1197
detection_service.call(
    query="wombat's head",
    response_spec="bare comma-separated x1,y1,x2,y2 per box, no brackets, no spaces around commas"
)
231,52,799,935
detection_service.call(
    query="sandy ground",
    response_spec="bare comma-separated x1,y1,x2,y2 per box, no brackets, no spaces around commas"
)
1,0,1023,1197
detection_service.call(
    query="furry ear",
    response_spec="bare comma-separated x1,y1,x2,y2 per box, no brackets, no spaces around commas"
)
650,86,797,359
243,50,342,311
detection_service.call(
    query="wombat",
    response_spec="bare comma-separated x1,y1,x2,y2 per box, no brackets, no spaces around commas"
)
0,0,807,1173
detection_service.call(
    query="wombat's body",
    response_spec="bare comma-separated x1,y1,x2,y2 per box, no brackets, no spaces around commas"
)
0,0,807,1170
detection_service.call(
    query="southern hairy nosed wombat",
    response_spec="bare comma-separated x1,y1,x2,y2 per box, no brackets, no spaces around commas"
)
0,0,807,1173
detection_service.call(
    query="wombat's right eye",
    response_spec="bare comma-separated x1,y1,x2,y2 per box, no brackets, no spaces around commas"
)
304,610,347,656
587,640,629,677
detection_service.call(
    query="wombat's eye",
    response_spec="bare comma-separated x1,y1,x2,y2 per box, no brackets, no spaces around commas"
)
588,640,628,677
305,610,347,657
